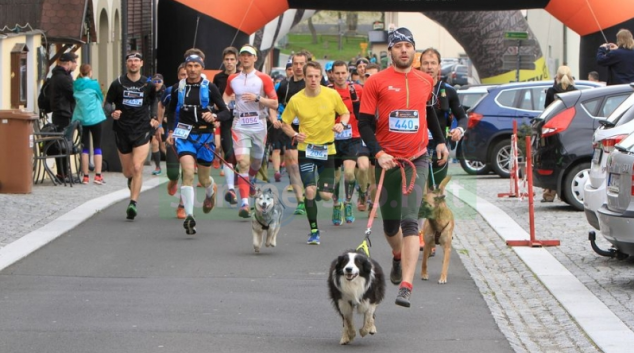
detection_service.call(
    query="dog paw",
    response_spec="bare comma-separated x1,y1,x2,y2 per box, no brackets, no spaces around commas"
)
254,247,260,253
360,327,368,337
340,332,354,345
438,277,447,284
421,273,429,280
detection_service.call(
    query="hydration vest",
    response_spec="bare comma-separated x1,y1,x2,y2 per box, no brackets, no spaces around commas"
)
175,78,211,124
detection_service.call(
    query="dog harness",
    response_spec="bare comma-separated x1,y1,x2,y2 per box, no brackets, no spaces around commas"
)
254,214,271,230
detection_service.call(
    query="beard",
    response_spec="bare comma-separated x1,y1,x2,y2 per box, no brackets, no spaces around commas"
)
391,51,414,69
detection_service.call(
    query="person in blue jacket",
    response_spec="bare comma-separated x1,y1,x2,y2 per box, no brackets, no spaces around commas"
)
597,29,634,85
72,63,107,185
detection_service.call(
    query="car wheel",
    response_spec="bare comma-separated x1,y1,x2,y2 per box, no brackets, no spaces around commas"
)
457,142,491,175
490,139,519,178
562,162,590,211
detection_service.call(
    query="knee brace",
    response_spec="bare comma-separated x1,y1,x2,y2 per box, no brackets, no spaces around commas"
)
94,148,102,155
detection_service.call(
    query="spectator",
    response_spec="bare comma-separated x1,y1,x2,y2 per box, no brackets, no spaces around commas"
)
588,71,600,82
596,29,634,85
150,73,166,175
50,52,78,181
543,65,577,202
72,64,107,185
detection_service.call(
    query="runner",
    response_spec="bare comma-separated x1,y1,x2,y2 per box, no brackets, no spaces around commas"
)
213,46,240,205
281,61,350,245
105,51,159,220
328,60,368,226
358,27,449,307
223,45,279,218
166,48,230,235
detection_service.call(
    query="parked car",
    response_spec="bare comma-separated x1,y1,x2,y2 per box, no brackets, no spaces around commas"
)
269,67,286,79
447,65,469,86
531,84,632,210
455,85,496,175
595,131,634,258
584,86,634,228
440,63,456,83
462,80,602,178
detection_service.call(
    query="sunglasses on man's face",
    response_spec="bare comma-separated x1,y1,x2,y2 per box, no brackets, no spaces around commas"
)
153,79,163,84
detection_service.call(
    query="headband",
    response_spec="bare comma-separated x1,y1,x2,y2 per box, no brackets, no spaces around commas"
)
185,54,205,68
388,27,415,49
126,52,143,60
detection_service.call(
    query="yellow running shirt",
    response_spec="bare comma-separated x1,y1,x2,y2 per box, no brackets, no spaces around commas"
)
282,87,349,155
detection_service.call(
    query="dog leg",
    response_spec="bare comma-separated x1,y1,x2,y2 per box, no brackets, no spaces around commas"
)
339,301,356,345
265,229,272,247
439,240,451,284
421,230,433,280
360,304,378,337
268,226,280,248
252,228,262,253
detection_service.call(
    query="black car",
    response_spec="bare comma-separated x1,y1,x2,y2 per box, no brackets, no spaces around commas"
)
531,84,633,210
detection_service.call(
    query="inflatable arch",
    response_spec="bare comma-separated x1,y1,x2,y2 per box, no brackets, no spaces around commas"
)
157,0,634,84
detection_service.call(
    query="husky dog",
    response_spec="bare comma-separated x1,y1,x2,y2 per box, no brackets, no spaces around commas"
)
328,250,386,345
252,188,284,253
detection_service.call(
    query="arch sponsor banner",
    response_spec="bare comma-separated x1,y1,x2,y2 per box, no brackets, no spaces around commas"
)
481,57,551,84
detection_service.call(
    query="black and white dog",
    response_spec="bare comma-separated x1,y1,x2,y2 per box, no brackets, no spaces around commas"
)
252,188,284,253
328,250,385,345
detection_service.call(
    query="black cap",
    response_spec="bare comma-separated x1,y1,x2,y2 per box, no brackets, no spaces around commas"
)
59,52,78,62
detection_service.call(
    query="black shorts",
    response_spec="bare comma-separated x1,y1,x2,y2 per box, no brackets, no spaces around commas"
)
334,138,370,169
271,124,299,151
298,150,335,191
115,130,151,154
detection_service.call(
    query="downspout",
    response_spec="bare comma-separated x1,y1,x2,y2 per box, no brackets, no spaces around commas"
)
121,0,128,73
80,0,90,64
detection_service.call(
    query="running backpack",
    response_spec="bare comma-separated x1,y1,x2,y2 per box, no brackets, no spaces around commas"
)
38,78,52,113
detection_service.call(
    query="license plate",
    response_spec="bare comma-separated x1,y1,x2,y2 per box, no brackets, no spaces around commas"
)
592,148,602,164
608,173,620,193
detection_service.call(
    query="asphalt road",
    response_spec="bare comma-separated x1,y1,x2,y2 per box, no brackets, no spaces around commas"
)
0,182,513,353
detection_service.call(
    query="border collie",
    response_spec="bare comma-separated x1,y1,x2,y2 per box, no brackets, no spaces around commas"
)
328,250,385,345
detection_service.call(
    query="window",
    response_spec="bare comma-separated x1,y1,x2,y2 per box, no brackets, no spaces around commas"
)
496,89,517,108
581,97,601,116
10,43,29,109
601,95,629,118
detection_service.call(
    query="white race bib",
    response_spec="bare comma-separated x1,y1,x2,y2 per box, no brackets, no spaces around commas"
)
306,144,328,160
173,123,193,139
389,110,419,133
335,126,352,140
238,112,260,127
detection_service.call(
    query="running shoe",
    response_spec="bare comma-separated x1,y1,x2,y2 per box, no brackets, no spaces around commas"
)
344,202,355,224
390,258,402,285
152,168,162,176
167,180,178,196
249,177,257,197
294,201,306,215
126,203,137,220
357,192,368,211
274,171,281,182
176,205,186,219
307,230,320,245
82,175,89,185
224,189,237,206
184,215,196,235
286,185,293,192
202,183,217,214
94,175,104,185
332,203,343,226
395,286,412,308
238,204,251,218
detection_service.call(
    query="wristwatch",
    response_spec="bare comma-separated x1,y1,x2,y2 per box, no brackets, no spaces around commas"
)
255,95,261,102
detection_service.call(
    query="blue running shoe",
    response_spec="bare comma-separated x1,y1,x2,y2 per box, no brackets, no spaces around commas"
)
344,202,355,224
307,230,320,245
332,203,343,226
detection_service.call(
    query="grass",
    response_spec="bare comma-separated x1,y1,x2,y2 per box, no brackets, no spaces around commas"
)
280,33,370,62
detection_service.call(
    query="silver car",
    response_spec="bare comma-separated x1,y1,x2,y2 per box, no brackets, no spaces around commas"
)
597,132,634,257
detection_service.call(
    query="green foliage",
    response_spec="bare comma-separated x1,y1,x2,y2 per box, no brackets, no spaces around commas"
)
516,122,533,158
280,34,370,62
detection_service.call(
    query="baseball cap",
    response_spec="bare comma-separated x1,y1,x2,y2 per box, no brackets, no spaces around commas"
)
356,58,369,66
325,61,334,72
59,52,78,62
239,46,257,56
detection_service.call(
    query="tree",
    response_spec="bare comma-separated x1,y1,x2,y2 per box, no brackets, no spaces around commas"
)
308,17,318,44
346,12,358,35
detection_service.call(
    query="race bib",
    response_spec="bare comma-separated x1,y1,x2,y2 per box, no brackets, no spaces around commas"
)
239,112,260,126
389,110,419,133
335,126,352,140
306,144,328,160
173,122,193,139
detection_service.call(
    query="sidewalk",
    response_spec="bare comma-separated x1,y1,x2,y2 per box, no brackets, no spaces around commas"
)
1,163,633,352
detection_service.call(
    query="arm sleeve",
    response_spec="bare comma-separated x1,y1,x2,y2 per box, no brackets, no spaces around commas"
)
262,75,278,99
105,80,117,104
276,80,286,105
166,87,178,131
224,75,235,96
596,47,617,66
448,88,467,130
358,113,382,156
209,84,230,122
427,106,446,144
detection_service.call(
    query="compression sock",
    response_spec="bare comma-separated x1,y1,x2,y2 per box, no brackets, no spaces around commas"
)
181,186,194,216
306,198,318,231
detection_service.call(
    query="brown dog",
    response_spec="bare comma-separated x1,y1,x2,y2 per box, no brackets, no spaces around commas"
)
421,175,454,284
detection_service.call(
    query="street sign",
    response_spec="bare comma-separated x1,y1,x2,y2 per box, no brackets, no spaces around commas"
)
503,39,536,47
503,54,536,63
504,31,529,40
502,62,536,71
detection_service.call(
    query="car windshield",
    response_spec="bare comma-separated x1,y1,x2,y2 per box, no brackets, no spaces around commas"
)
607,92,634,124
